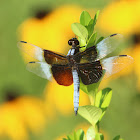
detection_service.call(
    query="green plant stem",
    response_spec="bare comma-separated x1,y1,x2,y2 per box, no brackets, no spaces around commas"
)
88,88,98,106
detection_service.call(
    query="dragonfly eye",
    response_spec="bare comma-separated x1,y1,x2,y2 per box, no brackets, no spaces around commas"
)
73,40,79,46
68,38,79,46
68,40,72,46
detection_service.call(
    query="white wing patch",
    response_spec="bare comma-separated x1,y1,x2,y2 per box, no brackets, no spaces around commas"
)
18,41,45,62
96,34,123,60
26,61,52,80
102,57,114,75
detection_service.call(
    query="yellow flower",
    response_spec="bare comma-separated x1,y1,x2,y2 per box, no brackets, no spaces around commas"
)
18,5,83,63
0,93,46,140
98,1,140,35
44,79,90,116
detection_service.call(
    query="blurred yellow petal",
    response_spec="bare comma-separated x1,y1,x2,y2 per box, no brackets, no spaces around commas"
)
17,97,46,133
0,96,47,140
44,79,90,116
98,1,140,35
0,102,27,140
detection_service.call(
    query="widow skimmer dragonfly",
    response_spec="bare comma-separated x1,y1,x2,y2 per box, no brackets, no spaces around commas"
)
18,34,133,115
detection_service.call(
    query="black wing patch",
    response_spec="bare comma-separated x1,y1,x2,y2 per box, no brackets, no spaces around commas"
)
44,50,68,65
77,61,103,85
74,46,97,63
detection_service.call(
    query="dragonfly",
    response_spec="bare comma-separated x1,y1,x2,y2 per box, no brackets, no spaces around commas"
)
18,34,133,115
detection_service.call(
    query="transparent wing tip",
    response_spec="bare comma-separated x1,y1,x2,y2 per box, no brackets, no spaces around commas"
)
17,41,27,49
126,55,134,63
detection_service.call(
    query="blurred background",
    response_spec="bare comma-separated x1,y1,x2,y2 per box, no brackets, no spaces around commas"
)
0,0,140,139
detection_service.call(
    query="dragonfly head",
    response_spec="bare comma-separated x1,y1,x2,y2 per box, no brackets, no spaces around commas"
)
68,38,79,47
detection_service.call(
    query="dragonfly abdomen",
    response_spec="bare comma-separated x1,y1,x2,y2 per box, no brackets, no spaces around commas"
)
72,69,80,115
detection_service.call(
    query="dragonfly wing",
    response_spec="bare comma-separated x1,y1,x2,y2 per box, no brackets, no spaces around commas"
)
51,65,73,86
73,34,123,64
18,41,45,61
96,34,123,60
77,61,103,85
44,50,68,65
73,46,97,63
101,55,134,79
26,61,52,80
18,41,68,64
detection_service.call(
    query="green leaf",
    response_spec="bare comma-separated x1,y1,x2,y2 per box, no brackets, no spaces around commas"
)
86,32,97,48
96,36,104,45
113,135,124,140
92,10,100,29
95,88,112,108
86,126,96,140
86,10,100,39
95,133,104,140
113,136,120,140
78,37,87,47
80,11,91,26
86,19,94,38
71,23,88,44
67,135,73,140
78,105,102,126
95,88,112,121
65,129,85,140
75,129,85,140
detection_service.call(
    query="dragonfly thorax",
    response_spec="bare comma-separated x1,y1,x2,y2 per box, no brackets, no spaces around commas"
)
67,47,80,67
